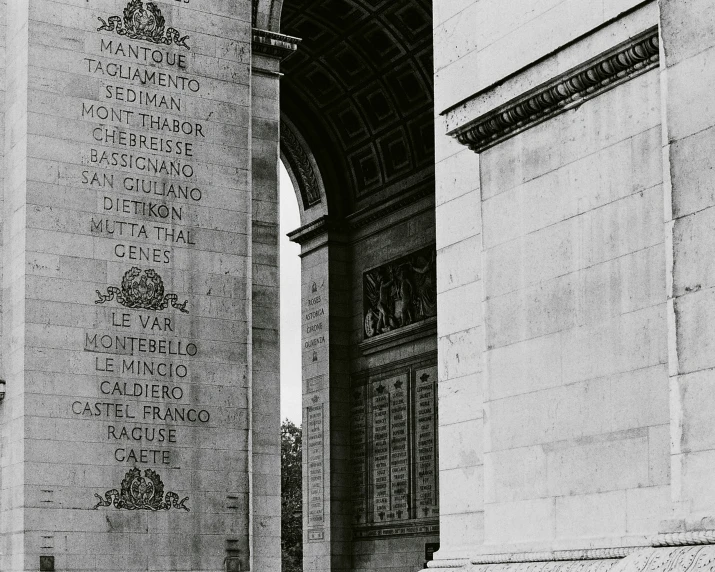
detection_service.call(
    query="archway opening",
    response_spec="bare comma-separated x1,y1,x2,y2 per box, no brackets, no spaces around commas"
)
275,1,439,571
279,159,302,425
279,158,304,572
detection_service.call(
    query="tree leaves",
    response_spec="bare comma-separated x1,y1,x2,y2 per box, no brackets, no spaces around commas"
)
282,419,303,572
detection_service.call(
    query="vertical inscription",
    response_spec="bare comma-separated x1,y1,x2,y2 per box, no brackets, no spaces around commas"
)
303,276,327,540
414,367,438,518
303,281,326,364
351,361,439,531
371,382,390,521
307,405,325,533
351,385,368,525
389,374,409,521
74,4,224,507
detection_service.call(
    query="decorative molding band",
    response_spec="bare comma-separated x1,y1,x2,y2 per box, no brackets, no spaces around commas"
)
252,28,300,60
470,548,640,565
475,561,618,572
354,519,439,540
425,559,471,570
612,546,715,572
347,176,434,230
427,546,715,572
427,560,620,572
359,316,436,355
448,27,659,154
352,352,438,384
281,120,322,208
652,530,715,547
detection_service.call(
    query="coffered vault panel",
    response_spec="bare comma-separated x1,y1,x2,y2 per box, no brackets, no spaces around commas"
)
280,0,434,213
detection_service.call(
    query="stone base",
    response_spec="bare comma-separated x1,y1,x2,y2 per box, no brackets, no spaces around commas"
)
424,545,715,572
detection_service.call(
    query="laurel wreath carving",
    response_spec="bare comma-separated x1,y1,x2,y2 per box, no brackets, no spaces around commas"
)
281,121,321,208
97,0,190,50
94,468,189,512
95,267,189,313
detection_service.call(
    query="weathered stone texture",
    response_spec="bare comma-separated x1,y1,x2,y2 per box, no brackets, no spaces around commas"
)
662,0,715,524
0,1,262,570
479,69,667,550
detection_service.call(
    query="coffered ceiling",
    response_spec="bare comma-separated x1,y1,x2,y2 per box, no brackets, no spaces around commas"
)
280,0,434,216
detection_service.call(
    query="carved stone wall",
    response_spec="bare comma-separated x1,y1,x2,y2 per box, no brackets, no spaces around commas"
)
351,356,439,538
0,1,269,571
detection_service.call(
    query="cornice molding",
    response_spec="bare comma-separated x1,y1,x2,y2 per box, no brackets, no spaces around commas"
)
287,216,346,246
358,317,436,356
448,27,659,154
347,177,434,230
252,28,300,60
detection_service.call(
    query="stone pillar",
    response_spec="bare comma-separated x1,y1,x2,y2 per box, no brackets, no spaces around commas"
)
289,217,352,572
250,27,298,572
0,1,268,571
660,0,715,528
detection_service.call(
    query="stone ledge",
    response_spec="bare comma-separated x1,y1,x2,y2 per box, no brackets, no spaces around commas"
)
252,28,301,60
447,26,659,154
354,518,439,540
425,544,715,572
359,316,437,355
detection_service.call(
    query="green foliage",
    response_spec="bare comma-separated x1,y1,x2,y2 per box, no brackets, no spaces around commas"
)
282,419,303,572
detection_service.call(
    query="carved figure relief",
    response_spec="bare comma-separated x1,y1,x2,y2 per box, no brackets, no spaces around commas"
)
97,0,191,49
94,468,189,511
363,246,436,338
96,267,189,313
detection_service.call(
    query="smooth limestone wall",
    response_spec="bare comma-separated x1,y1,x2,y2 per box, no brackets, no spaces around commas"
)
433,0,668,563
480,69,667,551
433,130,483,559
1,1,256,570
434,0,652,113
661,0,715,528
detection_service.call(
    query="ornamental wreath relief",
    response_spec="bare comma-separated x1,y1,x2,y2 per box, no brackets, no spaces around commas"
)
95,267,189,313
94,468,189,512
97,0,191,50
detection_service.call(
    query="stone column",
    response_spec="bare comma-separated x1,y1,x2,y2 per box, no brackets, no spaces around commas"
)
660,0,715,528
250,27,298,572
0,2,264,570
289,217,352,572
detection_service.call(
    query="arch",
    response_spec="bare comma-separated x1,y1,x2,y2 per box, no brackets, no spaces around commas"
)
253,0,284,32
280,114,328,226
279,0,435,219
276,4,438,572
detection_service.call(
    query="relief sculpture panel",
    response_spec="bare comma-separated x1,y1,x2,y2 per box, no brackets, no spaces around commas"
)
363,246,436,339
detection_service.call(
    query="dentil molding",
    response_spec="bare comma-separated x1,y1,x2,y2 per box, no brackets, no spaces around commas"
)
447,27,659,154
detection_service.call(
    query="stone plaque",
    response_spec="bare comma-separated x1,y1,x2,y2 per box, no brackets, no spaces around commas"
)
390,375,410,520
303,280,327,367
307,404,325,535
371,381,391,520
414,366,439,518
352,385,368,524
351,358,439,536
